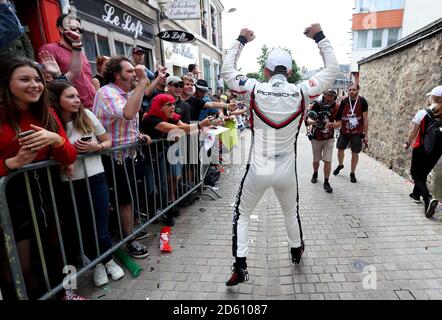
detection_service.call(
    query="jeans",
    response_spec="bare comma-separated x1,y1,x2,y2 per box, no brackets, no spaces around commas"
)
63,173,112,263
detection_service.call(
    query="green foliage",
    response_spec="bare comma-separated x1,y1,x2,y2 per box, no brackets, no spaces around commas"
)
246,72,261,80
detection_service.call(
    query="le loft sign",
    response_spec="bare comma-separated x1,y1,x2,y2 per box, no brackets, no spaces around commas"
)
102,3,143,39
158,30,195,43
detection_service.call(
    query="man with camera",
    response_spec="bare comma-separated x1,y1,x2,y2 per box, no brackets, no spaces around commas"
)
307,90,340,193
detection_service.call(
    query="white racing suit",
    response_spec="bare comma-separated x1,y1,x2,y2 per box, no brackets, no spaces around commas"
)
222,37,339,259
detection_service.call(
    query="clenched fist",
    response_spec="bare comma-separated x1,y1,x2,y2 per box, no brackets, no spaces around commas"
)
239,28,256,43
304,24,322,39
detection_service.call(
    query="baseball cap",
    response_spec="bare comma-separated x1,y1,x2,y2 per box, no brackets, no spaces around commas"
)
266,49,292,72
426,85,442,97
195,79,209,92
132,46,145,55
167,76,184,85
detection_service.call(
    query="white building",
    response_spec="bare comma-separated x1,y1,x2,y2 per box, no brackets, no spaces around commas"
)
153,0,225,93
350,0,441,83
402,0,442,37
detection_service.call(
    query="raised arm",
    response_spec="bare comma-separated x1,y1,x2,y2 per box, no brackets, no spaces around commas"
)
301,24,339,99
221,28,259,104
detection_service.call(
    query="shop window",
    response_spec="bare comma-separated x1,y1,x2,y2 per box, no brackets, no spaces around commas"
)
83,30,98,74
115,41,125,56
98,35,111,57
203,58,211,85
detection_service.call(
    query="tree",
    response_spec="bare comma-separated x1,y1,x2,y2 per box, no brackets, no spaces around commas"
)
246,72,260,80
256,45,302,84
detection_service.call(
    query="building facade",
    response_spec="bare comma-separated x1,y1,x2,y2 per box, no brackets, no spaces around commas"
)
358,19,442,182
351,0,405,83
154,0,225,93
350,0,442,84
8,0,225,92
70,0,159,74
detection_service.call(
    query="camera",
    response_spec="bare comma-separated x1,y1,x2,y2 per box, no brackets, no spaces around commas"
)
308,104,332,130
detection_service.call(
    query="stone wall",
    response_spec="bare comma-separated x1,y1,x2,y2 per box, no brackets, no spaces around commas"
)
359,31,442,183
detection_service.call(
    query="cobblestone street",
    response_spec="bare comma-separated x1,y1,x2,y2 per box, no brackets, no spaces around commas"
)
81,129,442,300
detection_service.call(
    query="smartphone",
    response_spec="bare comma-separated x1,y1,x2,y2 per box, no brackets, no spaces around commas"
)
18,130,36,139
81,136,92,142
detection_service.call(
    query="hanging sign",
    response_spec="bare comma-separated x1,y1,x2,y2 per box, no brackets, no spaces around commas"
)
165,0,201,20
158,30,195,43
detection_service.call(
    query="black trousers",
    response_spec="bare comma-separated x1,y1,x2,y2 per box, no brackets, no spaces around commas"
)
410,146,442,199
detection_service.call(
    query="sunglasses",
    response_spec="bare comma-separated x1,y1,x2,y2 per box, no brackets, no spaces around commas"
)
172,83,184,88
68,27,83,34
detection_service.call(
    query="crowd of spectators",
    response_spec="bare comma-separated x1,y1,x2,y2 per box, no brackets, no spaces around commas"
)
0,7,245,300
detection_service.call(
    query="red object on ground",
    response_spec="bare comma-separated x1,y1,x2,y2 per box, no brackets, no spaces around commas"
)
160,227,173,253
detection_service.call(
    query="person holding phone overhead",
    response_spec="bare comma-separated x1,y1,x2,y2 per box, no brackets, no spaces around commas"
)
0,58,78,299
47,80,125,287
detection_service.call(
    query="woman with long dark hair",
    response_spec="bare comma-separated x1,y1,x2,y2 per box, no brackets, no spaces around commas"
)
0,58,77,299
47,80,124,288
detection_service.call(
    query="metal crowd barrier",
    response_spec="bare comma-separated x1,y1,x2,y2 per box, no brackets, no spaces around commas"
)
0,134,221,300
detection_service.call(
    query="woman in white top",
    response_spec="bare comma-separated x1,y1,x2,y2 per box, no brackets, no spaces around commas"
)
47,80,124,287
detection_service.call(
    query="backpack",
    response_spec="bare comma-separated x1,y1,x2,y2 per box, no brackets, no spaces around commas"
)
424,108,442,155
204,166,221,187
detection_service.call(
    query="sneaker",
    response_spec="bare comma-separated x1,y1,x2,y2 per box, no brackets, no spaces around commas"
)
225,263,249,287
105,259,125,281
135,230,149,240
163,213,175,227
311,173,318,184
291,241,305,265
323,181,333,193
409,193,422,204
62,291,88,300
350,173,357,183
127,241,149,259
93,263,109,287
425,198,438,218
333,165,344,176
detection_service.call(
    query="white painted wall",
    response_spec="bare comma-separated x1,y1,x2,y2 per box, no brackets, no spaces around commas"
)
351,48,381,72
402,0,442,37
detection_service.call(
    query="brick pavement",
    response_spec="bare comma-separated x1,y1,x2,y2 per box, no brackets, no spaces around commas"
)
80,129,442,300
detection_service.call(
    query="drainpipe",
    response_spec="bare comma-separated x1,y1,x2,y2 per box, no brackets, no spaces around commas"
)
155,7,165,67
59,0,70,14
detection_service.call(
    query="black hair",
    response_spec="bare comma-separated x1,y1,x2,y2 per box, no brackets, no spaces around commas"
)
268,66,288,77
348,83,360,90
188,64,196,72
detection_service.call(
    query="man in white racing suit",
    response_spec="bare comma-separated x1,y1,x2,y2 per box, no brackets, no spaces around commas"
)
222,24,339,286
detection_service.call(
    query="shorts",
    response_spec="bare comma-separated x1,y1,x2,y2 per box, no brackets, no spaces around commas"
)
311,139,334,162
337,133,363,154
